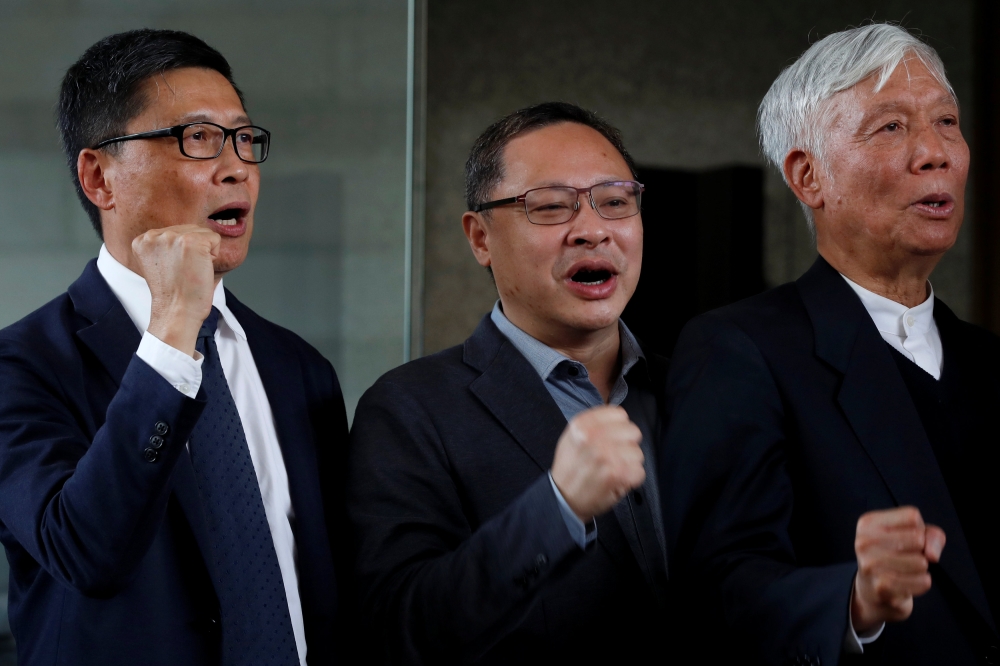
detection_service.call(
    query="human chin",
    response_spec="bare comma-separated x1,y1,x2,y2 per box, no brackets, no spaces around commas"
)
214,240,250,274
561,296,623,332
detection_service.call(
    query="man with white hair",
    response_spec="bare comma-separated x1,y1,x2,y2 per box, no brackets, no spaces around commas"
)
661,23,998,665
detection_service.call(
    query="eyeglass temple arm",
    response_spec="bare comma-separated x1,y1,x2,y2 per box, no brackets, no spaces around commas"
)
91,127,174,150
471,196,519,213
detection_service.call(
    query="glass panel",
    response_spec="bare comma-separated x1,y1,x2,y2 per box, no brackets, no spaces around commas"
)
0,6,412,658
0,0,412,422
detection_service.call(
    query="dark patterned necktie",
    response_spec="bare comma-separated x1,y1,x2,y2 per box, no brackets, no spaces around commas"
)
189,307,299,666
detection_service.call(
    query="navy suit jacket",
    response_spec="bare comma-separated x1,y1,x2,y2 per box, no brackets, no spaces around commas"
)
661,257,1000,666
347,315,671,665
0,260,349,665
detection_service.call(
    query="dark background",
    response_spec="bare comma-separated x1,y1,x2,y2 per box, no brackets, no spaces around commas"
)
422,0,994,355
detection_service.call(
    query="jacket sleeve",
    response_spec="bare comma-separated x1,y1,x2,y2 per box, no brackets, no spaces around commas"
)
660,313,856,666
0,343,206,597
347,379,581,665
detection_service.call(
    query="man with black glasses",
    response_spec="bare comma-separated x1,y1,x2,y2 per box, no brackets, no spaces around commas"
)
0,30,347,665
348,102,669,664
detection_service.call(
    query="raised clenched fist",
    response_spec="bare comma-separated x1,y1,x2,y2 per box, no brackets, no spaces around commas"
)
132,225,221,357
851,506,946,633
550,405,645,523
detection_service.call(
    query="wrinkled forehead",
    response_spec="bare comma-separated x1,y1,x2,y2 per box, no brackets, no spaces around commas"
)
132,67,246,126
823,58,958,128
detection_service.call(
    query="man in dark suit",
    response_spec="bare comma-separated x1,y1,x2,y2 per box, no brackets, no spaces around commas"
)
348,102,669,664
0,30,348,665
661,24,998,666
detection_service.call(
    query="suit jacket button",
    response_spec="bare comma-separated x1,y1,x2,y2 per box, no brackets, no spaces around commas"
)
535,554,548,567
984,645,999,664
154,421,169,436
633,489,644,505
149,435,165,450
143,447,159,463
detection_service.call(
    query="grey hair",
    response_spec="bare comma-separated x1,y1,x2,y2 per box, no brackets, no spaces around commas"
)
757,23,956,228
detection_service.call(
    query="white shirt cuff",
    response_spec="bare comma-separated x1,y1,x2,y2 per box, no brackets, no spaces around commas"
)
136,331,204,399
843,585,886,654
548,472,597,549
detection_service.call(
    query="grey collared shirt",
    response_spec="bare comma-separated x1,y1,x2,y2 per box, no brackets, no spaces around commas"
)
490,302,645,548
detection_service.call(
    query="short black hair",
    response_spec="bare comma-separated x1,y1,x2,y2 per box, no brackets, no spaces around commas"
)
464,102,637,212
58,29,244,239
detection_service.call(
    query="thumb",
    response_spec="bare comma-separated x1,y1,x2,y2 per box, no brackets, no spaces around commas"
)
924,525,946,563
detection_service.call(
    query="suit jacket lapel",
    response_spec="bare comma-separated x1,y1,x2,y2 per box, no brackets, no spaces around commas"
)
69,260,142,387
68,260,216,577
464,316,637,571
224,293,337,605
797,257,995,632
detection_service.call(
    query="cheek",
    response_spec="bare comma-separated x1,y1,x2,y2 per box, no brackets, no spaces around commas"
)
616,224,643,269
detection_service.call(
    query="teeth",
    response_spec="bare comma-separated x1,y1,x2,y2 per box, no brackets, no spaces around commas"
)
216,218,237,226
577,279,608,286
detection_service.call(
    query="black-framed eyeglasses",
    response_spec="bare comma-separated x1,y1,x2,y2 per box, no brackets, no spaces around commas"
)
472,180,644,225
91,122,271,163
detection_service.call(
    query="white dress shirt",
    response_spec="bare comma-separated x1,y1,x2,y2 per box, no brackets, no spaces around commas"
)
96,245,307,666
839,273,941,654
843,274,943,379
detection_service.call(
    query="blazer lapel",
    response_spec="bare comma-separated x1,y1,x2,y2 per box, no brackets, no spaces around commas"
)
464,316,637,571
69,260,141,387
798,257,995,632
224,293,337,605
466,321,567,472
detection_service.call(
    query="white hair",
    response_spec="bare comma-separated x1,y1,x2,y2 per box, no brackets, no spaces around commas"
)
757,23,956,228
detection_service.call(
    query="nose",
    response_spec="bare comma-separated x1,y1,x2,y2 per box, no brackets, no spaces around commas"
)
565,193,611,247
215,137,251,184
912,122,950,173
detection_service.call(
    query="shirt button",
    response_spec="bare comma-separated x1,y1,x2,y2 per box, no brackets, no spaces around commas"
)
906,315,915,327
178,383,190,394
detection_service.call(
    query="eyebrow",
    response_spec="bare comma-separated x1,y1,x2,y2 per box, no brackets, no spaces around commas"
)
860,94,958,122
528,176,633,189
174,112,253,126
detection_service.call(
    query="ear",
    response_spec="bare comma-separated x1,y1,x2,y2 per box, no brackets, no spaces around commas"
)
783,149,824,211
462,211,492,268
77,149,116,212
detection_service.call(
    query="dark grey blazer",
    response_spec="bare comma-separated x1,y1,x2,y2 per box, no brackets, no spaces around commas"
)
347,315,671,665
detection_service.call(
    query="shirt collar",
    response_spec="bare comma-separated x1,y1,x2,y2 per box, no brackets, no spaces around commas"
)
489,301,644,382
840,273,935,339
96,244,245,340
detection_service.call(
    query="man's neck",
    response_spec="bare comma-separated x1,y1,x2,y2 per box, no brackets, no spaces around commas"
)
503,308,622,403
818,244,937,308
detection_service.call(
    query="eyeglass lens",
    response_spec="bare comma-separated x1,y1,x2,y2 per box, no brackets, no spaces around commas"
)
181,124,269,162
524,182,641,225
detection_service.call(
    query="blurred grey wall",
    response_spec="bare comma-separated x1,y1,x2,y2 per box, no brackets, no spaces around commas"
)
422,0,975,353
0,0,411,419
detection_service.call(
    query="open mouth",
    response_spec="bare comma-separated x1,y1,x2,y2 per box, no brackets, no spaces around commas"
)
208,207,245,226
919,199,949,208
913,193,955,214
570,268,613,285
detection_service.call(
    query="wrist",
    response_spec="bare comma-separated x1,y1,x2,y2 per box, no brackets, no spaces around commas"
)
147,304,204,358
850,578,881,634
549,470,592,523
